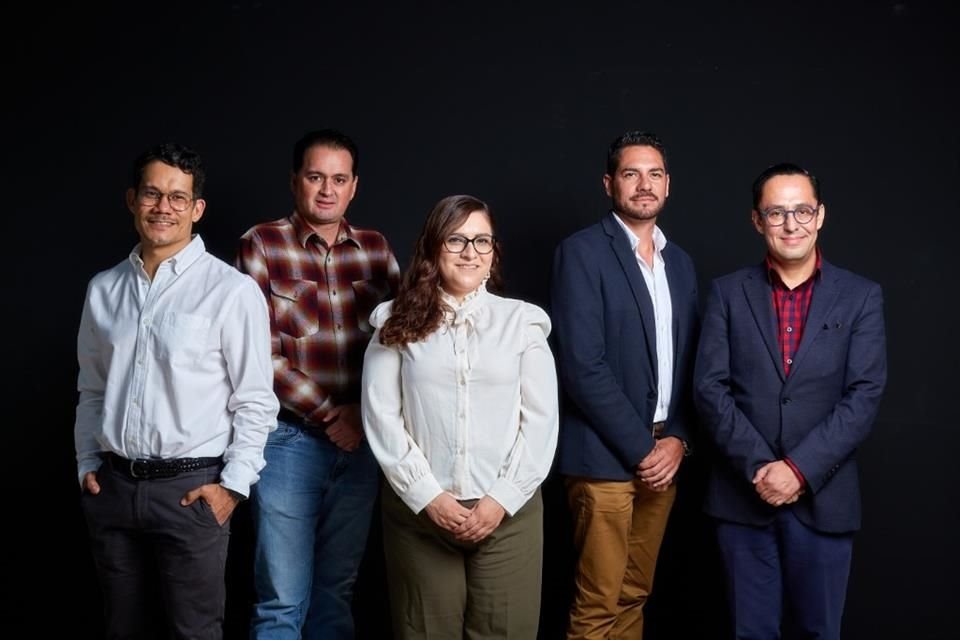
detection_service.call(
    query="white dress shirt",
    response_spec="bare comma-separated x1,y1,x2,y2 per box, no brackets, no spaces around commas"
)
74,236,279,496
361,285,559,516
612,214,674,422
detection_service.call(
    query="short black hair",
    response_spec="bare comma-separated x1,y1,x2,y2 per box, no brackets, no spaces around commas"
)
752,163,821,209
293,129,359,175
131,143,206,197
606,131,668,176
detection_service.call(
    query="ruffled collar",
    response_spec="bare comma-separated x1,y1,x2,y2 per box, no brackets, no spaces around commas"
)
439,283,488,328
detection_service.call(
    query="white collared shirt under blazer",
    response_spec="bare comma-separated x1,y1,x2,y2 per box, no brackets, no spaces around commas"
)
74,236,279,496
361,285,559,516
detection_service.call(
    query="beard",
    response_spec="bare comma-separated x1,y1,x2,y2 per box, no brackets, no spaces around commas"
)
617,194,665,221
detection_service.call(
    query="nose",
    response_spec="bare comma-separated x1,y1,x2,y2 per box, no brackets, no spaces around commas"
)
782,211,799,231
461,241,478,258
155,193,174,213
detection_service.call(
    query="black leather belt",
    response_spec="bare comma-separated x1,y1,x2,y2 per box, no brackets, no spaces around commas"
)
652,421,666,436
105,452,222,480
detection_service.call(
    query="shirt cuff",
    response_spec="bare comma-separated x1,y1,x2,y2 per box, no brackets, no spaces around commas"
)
486,478,526,517
400,472,445,514
783,457,807,488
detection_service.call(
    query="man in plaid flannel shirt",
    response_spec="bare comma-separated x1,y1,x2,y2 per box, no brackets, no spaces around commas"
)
237,129,400,639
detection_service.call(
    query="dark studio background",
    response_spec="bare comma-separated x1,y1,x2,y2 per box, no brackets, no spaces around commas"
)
6,1,958,637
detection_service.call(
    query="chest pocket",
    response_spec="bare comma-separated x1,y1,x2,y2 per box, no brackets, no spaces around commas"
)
352,278,392,333
152,312,212,366
270,279,320,338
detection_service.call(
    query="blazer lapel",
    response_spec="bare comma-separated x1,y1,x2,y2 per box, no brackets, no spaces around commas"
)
602,215,658,376
789,261,840,376
742,265,786,382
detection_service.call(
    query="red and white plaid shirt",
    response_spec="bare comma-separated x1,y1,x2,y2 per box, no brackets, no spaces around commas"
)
237,214,400,422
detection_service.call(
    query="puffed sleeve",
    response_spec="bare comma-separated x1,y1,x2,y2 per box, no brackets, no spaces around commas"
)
486,303,560,515
361,301,445,513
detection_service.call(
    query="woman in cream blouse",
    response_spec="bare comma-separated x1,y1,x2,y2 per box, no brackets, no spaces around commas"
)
361,194,559,639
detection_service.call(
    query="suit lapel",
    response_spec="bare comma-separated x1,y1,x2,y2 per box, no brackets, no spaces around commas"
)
789,261,840,376
602,215,658,376
742,265,786,382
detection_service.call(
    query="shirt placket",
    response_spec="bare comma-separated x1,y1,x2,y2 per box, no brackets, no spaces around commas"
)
323,246,349,389
126,263,167,454
451,322,470,496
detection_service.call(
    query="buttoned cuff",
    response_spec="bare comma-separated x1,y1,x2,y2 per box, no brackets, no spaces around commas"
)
400,473,445,514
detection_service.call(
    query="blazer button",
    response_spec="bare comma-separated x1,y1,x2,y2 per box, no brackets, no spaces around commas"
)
781,398,791,405
648,392,657,400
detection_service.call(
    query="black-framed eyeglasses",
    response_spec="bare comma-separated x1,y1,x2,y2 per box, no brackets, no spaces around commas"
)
759,204,819,227
442,234,497,255
137,187,195,213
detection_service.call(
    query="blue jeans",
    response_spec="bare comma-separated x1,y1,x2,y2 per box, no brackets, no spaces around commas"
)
249,419,379,639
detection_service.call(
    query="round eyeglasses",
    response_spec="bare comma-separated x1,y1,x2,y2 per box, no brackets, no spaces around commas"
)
758,204,819,226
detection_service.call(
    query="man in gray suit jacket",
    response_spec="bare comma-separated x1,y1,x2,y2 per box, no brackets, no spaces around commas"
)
694,163,887,639
552,132,699,639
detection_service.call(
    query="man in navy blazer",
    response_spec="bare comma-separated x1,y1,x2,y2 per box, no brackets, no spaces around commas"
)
694,163,887,639
551,131,699,639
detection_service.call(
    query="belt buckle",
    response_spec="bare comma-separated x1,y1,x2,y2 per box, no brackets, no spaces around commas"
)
129,458,148,479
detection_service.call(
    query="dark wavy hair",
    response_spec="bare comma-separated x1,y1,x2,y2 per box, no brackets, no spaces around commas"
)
380,195,503,347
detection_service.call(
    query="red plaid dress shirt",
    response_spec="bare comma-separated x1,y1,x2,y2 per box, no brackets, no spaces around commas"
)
237,214,400,422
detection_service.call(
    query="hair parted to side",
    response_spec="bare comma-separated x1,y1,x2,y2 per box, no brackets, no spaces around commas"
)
131,142,206,197
379,195,502,347
751,162,821,209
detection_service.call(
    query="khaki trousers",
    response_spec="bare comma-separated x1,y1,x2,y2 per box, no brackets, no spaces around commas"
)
565,477,677,640
382,484,544,639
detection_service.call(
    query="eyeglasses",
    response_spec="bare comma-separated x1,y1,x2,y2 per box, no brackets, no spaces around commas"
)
758,204,819,226
137,188,195,212
442,234,497,255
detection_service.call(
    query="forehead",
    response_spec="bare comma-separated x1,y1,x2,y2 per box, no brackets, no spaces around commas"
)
760,174,816,205
141,160,194,192
451,210,492,234
615,144,665,172
300,144,354,175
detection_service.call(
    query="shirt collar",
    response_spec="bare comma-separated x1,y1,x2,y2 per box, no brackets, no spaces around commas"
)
766,248,823,287
291,213,359,249
128,235,205,275
611,211,668,256
439,282,488,326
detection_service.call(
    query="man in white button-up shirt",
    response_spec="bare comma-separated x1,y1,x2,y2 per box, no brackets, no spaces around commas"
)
552,132,700,640
74,143,278,639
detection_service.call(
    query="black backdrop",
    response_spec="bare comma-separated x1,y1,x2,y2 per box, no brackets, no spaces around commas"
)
7,1,958,638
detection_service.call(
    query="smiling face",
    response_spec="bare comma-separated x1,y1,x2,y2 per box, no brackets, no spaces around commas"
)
127,160,205,259
604,144,670,223
752,173,825,271
438,210,494,302
291,144,358,234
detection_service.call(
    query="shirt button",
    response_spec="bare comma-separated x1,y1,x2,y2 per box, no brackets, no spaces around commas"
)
332,291,337,297
786,326,793,333
786,358,793,365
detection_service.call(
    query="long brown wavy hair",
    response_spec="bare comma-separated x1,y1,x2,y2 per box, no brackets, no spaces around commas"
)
380,195,503,347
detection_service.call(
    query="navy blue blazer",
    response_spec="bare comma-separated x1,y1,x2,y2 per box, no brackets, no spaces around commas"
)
694,259,887,533
551,213,700,481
